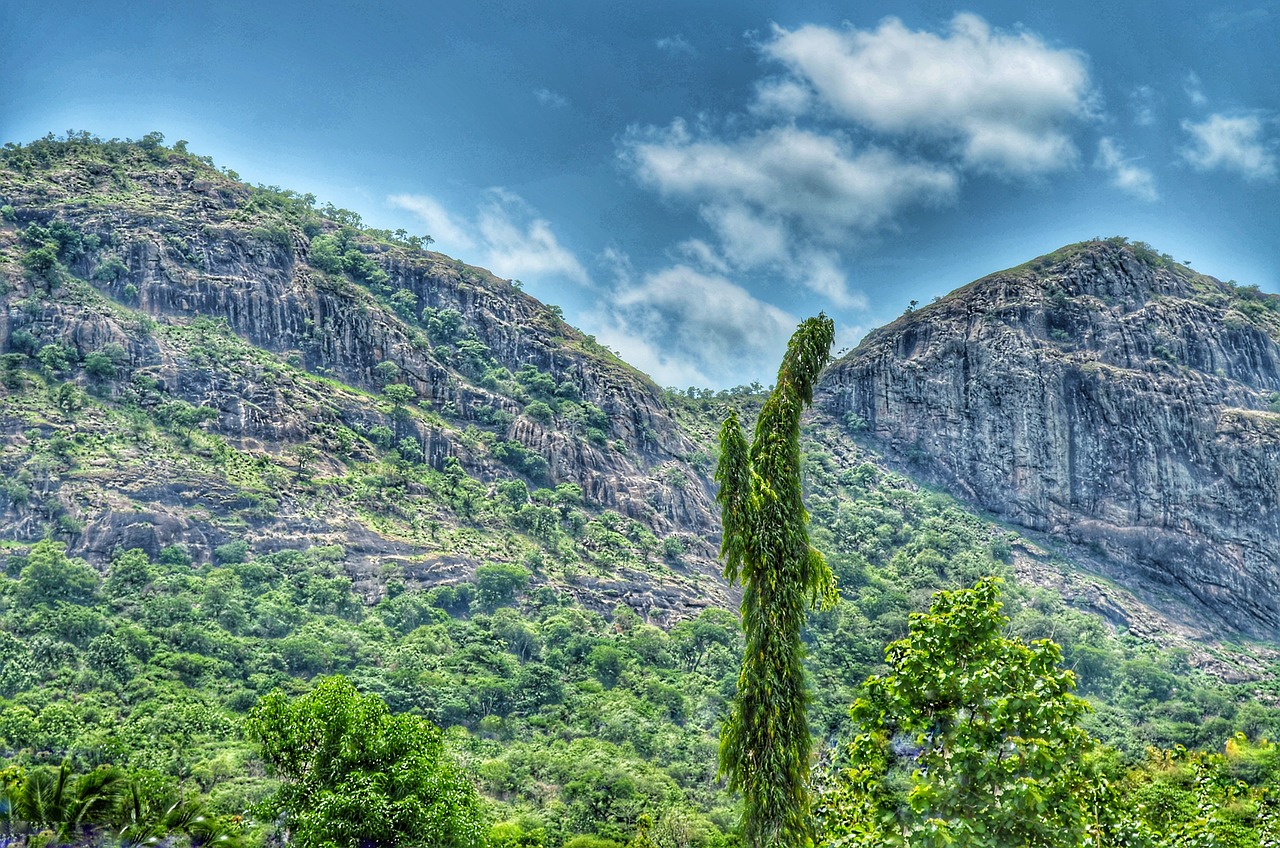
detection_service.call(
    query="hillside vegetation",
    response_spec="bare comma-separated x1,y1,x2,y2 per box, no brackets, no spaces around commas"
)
1,134,1279,846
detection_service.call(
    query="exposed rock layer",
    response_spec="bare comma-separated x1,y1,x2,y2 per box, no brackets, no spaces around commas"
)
0,146,724,619
819,242,1280,635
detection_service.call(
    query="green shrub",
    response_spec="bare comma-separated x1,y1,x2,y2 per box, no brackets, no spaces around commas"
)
252,223,293,254
214,540,250,565
92,254,129,282
22,243,61,281
9,330,39,355
525,401,554,423
390,289,418,319
474,563,531,609
308,234,344,274
36,342,75,375
158,544,193,567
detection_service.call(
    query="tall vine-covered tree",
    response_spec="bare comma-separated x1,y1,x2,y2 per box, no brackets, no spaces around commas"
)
717,314,837,848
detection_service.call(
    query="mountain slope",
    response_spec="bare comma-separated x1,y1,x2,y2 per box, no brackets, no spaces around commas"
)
819,239,1280,636
0,134,724,620
5,137,1280,846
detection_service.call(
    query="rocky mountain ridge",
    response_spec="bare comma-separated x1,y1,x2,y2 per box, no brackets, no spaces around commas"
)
4,136,1279,645
0,136,725,620
819,239,1280,636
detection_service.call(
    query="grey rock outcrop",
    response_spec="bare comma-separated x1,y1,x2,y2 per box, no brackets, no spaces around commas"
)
820,241,1280,635
0,146,724,618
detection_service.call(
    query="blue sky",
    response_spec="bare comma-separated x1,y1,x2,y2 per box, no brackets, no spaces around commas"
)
4,0,1279,387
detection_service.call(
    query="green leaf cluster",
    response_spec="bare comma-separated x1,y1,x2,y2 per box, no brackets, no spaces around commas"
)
246,675,486,848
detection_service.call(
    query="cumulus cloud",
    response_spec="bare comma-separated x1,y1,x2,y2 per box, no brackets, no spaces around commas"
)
591,264,803,387
1180,114,1277,181
760,14,1094,175
1095,138,1158,201
748,77,813,117
390,190,590,286
624,121,956,304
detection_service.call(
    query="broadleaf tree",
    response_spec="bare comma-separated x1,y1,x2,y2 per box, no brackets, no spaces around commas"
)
817,578,1098,848
246,675,486,848
717,314,837,848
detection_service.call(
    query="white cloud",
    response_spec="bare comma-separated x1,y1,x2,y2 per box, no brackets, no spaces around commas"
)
1095,137,1159,201
476,190,591,285
592,264,802,387
656,35,696,56
748,77,812,117
1181,114,1278,181
628,122,958,240
1129,85,1157,126
534,88,568,108
624,122,955,305
390,190,591,286
793,250,869,310
674,238,730,274
386,194,476,250
761,14,1094,175
701,204,790,268
1183,71,1208,106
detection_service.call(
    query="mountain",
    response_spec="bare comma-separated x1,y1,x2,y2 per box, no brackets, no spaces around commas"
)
4,134,1280,845
819,239,1280,636
0,134,725,621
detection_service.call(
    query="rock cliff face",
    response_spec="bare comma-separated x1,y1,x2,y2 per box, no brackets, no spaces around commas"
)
0,139,724,619
819,241,1280,636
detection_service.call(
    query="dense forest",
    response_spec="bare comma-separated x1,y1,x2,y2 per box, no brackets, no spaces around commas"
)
2,135,1280,847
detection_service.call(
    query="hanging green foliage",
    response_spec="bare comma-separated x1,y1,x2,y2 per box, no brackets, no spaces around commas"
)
716,314,837,848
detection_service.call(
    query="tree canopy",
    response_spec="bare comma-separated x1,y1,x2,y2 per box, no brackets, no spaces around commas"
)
818,578,1096,848
246,675,486,848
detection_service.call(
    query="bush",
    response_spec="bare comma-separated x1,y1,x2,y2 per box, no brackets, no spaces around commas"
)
397,437,424,464
390,289,418,319
37,342,75,375
252,223,294,254
22,243,61,281
83,343,126,380
92,254,129,282
525,401,554,423
474,563,531,610
368,425,395,449
492,440,549,481
214,540,250,565
308,234,344,274
9,330,38,355
158,544,193,567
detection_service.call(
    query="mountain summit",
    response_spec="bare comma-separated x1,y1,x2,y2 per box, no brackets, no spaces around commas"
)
820,239,1280,635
